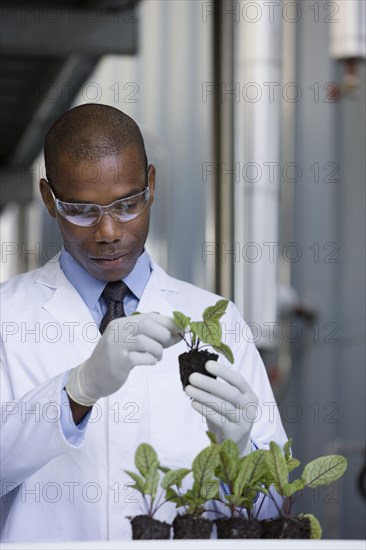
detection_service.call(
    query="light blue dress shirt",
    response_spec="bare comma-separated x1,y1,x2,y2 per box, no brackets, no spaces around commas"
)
60,247,151,322
59,247,152,440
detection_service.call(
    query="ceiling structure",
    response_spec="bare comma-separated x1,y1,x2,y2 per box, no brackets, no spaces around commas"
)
0,0,140,207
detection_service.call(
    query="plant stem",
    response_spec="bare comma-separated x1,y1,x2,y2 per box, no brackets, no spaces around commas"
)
267,488,283,516
141,494,150,516
285,495,294,516
152,490,165,516
179,332,193,350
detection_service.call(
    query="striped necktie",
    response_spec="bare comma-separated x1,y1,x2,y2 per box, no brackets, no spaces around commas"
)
99,280,129,334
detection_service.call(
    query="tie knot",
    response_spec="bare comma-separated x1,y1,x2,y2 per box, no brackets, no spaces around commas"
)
102,280,128,304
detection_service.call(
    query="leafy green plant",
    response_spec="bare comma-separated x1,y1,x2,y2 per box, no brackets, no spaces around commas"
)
125,438,348,540
173,299,234,364
260,440,348,538
163,444,221,517
210,434,267,520
125,443,170,518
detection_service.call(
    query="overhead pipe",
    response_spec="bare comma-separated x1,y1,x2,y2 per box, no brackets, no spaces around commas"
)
234,0,282,348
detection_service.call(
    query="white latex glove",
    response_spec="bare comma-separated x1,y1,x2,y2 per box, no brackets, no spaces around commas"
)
66,313,180,406
185,360,259,456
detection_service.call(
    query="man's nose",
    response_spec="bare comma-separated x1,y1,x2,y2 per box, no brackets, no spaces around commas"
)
94,213,122,242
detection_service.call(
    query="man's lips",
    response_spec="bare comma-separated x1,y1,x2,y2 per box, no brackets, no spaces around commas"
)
91,253,129,260
89,252,134,267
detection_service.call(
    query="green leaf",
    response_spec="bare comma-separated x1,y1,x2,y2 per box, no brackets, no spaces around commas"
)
212,343,234,364
303,514,322,539
233,450,267,500
165,487,182,505
261,470,275,490
206,431,218,445
191,445,220,505
190,321,221,346
283,479,305,497
282,439,300,472
172,311,191,331
287,457,301,472
124,470,145,493
181,488,207,515
161,468,190,490
144,465,159,499
159,465,171,474
238,487,261,511
198,479,220,500
135,443,158,477
202,299,229,323
192,445,220,486
221,439,240,462
265,441,289,496
283,439,293,462
182,488,196,505
218,440,240,484
301,455,347,488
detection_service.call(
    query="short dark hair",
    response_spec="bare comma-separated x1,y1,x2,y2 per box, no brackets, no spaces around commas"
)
44,103,148,184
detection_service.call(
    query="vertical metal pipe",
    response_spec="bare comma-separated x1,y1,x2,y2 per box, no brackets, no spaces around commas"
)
213,0,235,299
234,1,282,347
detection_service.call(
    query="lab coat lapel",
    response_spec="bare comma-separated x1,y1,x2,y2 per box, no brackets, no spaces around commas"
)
34,255,176,350
35,258,98,352
137,258,178,315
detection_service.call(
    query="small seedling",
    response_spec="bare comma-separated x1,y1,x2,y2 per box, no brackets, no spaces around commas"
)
210,434,267,520
173,299,234,389
163,443,220,517
163,443,221,539
124,443,171,539
259,440,348,539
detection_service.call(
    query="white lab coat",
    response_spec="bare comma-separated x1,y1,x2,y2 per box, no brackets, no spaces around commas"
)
0,255,287,542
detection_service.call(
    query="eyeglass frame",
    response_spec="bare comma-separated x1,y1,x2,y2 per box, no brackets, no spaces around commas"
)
46,181,151,227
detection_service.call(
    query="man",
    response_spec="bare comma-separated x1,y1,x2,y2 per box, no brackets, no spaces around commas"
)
0,104,286,541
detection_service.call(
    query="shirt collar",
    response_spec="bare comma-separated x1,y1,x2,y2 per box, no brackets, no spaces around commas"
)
60,247,151,309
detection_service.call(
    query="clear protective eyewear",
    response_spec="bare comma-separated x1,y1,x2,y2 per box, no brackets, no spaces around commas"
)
48,184,150,227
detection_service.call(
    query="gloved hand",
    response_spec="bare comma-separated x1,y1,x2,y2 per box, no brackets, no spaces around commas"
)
185,360,258,456
66,313,180,406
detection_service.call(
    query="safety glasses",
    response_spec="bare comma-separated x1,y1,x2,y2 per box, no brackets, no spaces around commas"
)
48,184,150,227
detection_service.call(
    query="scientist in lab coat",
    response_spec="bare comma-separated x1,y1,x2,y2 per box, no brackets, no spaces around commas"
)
0,104,287,542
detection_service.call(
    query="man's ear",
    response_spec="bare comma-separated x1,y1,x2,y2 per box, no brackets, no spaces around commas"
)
148,164,156,203
39,179,57,218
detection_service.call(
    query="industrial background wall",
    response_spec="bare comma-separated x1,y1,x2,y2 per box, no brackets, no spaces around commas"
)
0,0,365,541
285,7,366,540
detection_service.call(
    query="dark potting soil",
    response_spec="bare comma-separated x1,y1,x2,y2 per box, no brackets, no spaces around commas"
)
178,349,219,390
173,514,213,539
216,517,262,539
261,516,311,539
130,515,171,539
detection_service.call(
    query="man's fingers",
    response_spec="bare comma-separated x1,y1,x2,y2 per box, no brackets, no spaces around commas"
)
139,319,177,347
133,334,164,360
191,399,242,430
114,313,181,349
141,314,182,348
147,313,180,333
185,385,241,422
129,350,159,366
204,360,252,395
188,372,242,404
